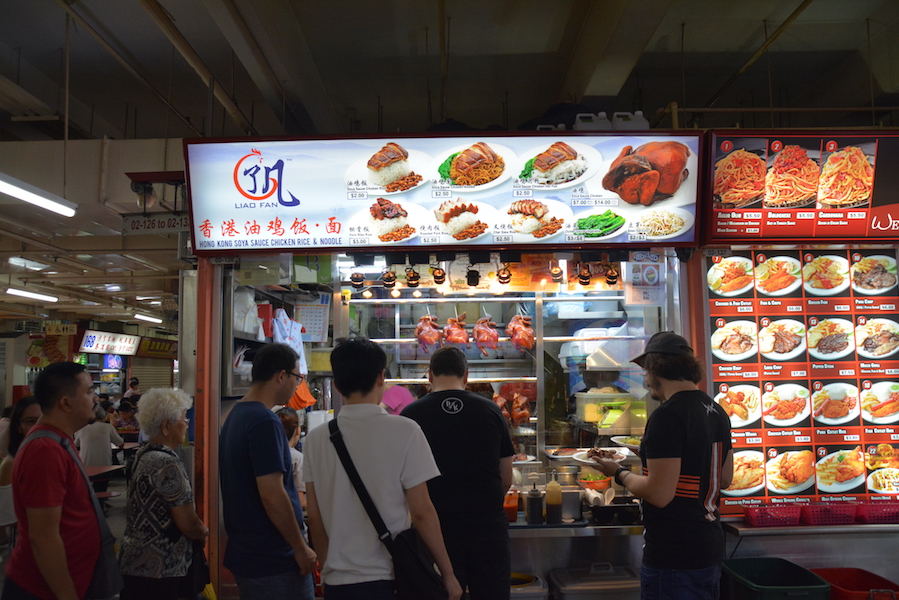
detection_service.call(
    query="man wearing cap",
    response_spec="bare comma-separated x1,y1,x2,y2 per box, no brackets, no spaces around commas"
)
592,332,733,600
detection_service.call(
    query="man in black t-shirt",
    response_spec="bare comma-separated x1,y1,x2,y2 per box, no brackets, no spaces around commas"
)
592,332,734,600
402,347,515,600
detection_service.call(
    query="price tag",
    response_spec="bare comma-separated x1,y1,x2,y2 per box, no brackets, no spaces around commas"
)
790,370,807,377
493,235,513,243
839,369,856,376
628,233,647,241
566,234,585,243
844,435,860,442
737,306,752,312
796,436,811,443
350,237,369,245
347,192,368,200
787,305,802,312
420,236,440,244
797,212,815,219
513,189,533,198
432,190,453,198
835,305,851,311
746,227,760,233
746,437,762,445
742,371,759,378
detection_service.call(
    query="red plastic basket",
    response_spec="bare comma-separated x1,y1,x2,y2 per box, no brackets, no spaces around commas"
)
743,504,801,527
800,502,857,525
856,502,899,524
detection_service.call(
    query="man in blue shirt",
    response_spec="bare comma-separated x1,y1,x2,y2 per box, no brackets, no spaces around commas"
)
220,343,316,600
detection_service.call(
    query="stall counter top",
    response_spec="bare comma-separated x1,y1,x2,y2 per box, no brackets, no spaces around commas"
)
723,520,899,537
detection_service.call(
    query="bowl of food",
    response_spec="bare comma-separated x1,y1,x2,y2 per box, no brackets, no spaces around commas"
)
578,473,611,490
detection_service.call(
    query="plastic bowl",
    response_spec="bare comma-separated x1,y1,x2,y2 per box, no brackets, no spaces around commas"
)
578,477,611,490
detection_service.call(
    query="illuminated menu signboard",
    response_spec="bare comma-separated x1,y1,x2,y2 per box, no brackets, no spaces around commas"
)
184,133,701,255
705,250,899,516
707,132,899,243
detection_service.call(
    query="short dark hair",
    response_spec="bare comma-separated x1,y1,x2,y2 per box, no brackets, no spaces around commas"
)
251,344,299,384
119,401,135,413
33,362,88,412
98,393,110,401
641,352,704,384
429,346,467,378
9,396,40,457
276,406,299,439
128,378,139,387
330,337,385,397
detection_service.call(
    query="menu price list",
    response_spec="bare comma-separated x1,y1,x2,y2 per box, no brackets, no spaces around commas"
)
708,133,899,242
705,249,899,516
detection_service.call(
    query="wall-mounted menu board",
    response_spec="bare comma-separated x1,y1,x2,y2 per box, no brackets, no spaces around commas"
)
184,133,700,255
705,249,899,517
707,131,899,243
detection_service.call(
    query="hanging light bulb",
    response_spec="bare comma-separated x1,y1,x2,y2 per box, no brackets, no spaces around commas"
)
605,263,620,286
350,272,365,290
550,265,564,283
390,288,402,298
406,268,420,288
497,264,512,284
467,267,480,287
432,267,446,285
412,289,422,298
578,264,592,286
382,271,397,289
362,289,373,299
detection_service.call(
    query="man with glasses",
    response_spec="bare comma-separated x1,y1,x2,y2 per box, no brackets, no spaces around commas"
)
220,343,317,600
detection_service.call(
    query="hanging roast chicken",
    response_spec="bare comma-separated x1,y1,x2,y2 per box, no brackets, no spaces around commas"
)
414,315,442,353
443,312,471,348
601,141,691,206
473,317,499,356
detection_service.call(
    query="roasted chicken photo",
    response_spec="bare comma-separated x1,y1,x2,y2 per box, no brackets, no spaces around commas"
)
602,141,691,205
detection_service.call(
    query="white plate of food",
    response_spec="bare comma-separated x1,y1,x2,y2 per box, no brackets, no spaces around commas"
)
344,144,432,194
544,448,589,459
707,256,755,297
855,318,899,359
766,450,816,494
867,467,899,494
762,384,810,427
759,319,806,361
572,448,629,465
722,450,766,497
515,141,602,189
851,255,898,295
497,198,574,242
634,207,694,240
432,142,515,191
610,436,642,453
816,447,866,493
755,255,802,296
715,385,762,428
806,318,855,360
866,443,899,471
812,382,860,425
802,254,850,296
512,454,539,465
571,209,628,241
860,382,899,424
347,200,428,245
710,320,758,362
427,199,497,243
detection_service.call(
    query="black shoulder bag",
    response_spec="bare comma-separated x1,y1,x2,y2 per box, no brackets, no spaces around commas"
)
328,419,447,600
20,429,124,600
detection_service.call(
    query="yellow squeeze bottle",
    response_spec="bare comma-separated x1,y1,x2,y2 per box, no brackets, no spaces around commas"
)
545,470,563,524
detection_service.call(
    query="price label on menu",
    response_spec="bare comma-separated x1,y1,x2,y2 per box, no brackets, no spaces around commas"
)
431,189,453,198
513,189,533,198
420,236,440,244
347,192,368,200
493,235,513,243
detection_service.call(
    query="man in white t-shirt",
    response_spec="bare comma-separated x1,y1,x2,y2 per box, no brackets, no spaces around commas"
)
303,337,461,600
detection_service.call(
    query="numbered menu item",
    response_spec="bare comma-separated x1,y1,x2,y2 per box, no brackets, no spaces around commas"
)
763,384,810,426
723,450,766,496
766,450,816,494
812,382,859,425
851,255,898,294
713,148,766,208
708,256,754,296
817,146,874,209
816,446,866,493
807,318,855,359
867,444,899,493
755,255,801,296
759,319,805,360
802,255,850,295
764,145,819,209
860,382,899,423
716,385,761,427
855,318,899,358
710,320,757,361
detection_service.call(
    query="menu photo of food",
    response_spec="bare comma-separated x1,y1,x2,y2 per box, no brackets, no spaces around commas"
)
866,444,899,495
723,450,766,497
345,142,430,193
601,141,694,207
811,381,860,425
855,318,899,359
715,384,761,427
710,319,757,362
762,383,811,427
802,253,850,296
763,144,820,209
516,141,601,188
758,318,806,361
434,142,513,190
707,255,754,297
498,199,572,241
632,207,694,240
347,197,428,244
851,254,898,295
817,144,876,210
713,146,767,209
571,209,628,240
860,381,899,424
428,199,496,242
816,445,866,493
754,254,802,296
765,449,816,495
806,317,856,360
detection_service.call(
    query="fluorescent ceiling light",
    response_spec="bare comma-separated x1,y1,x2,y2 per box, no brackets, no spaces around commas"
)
102,368,119,373
133,313,163,324
0,171,77,217
6,288,58,302
9,257,49,271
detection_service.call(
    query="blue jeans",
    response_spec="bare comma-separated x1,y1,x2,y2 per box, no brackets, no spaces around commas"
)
234,569,315,600
641,563,721,600
324,579,396,599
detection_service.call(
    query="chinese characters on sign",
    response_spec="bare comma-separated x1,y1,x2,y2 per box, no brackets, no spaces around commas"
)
79,330,140,355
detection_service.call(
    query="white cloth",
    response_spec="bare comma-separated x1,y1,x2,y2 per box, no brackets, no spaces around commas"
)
0,484,15,526
289,447,305,494
74,421,124,466
303,403,439,586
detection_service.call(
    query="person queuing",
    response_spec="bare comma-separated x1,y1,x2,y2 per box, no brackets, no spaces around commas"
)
2,362,103,600
276,406,307,511
118,388,208,600
219,343,316,600
303,337,461,600
591,332,734,600
0,397,42,551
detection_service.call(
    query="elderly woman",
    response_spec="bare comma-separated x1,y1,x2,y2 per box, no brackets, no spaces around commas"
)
118,388,209,600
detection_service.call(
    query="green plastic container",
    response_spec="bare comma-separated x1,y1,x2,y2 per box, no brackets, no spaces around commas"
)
721,558,830,600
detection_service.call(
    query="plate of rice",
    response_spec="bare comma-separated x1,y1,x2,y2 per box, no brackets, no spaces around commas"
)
429,199,497,243
515,141,602,189
344,144,433,195
496,198,573,242
634,207,694,240
431,142,515,191
347,199,429,245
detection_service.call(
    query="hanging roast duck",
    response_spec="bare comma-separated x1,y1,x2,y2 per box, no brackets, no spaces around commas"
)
601,141,691,206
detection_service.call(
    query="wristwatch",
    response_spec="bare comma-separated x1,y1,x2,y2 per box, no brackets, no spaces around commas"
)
614,466,629,486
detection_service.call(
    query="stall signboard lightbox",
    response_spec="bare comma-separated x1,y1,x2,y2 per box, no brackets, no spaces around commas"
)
78,330,140,355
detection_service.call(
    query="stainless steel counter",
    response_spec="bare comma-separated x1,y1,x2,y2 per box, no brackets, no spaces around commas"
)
723,519,899,537
509,523,643,538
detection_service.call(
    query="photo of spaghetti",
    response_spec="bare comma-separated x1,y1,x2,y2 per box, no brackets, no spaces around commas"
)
817,146,874,208
764,145,818,208
439,142,505,186
714,149,766,207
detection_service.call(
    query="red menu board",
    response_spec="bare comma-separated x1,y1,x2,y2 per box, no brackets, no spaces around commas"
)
707,132,899,243
705,249,899,516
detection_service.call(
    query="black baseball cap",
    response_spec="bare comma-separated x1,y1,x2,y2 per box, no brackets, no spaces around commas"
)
631,331,694,367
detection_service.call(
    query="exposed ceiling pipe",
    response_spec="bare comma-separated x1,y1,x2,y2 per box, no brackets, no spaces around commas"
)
439,0,448,123
51,0,202,137
21,274,179,284
138,0,257,135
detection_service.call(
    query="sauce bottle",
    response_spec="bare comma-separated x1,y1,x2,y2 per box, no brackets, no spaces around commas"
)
545,470,563,524
526,483,544,524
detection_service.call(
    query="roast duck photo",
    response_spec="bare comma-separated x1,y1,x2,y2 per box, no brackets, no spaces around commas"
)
414,313,533,355
602,141,691,206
